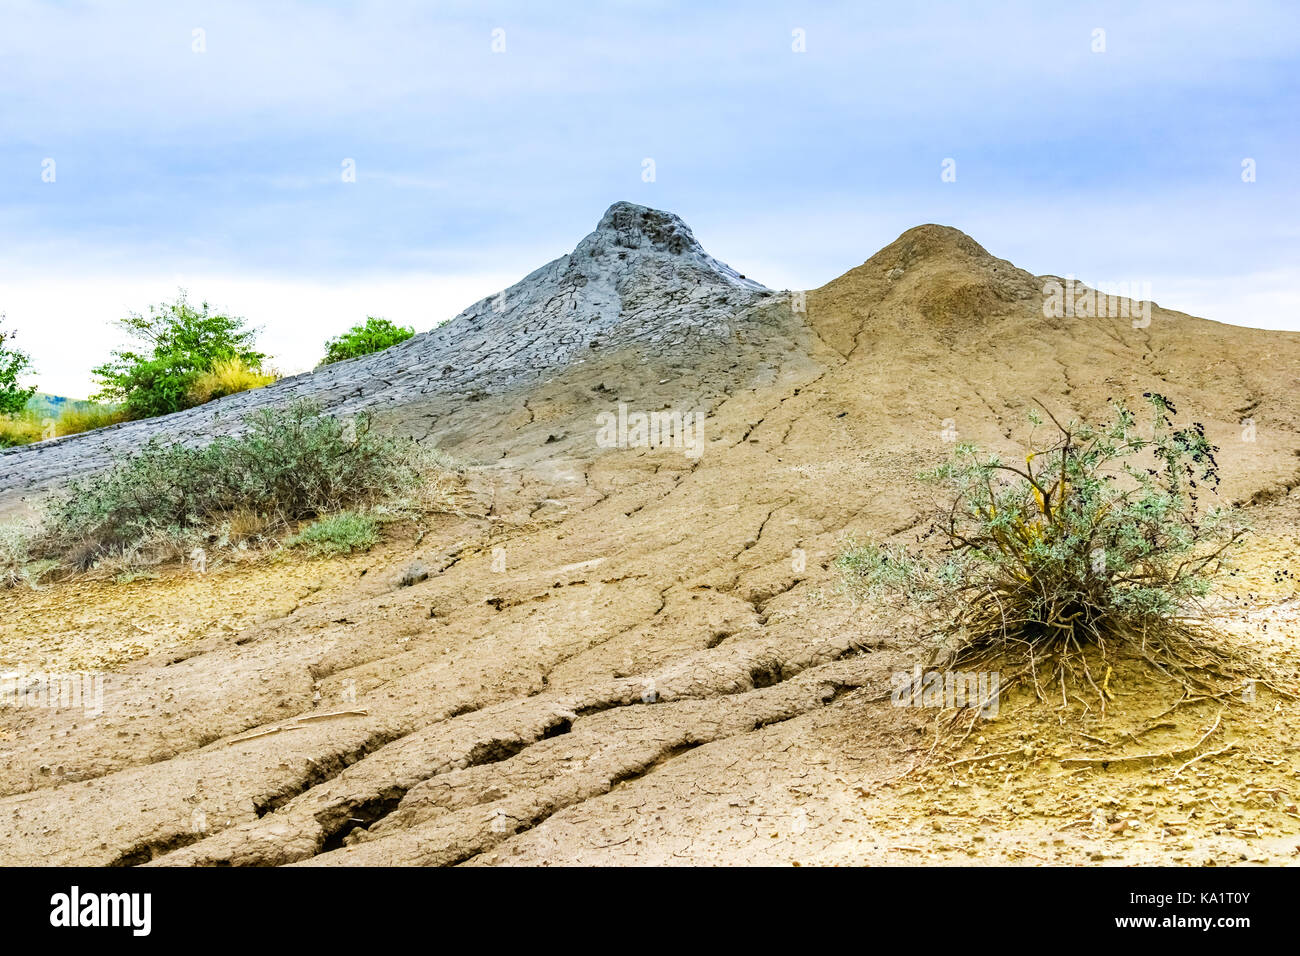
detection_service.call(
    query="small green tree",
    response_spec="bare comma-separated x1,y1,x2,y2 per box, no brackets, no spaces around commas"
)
318,317,415,367
92,291,266,419
0,314,37,415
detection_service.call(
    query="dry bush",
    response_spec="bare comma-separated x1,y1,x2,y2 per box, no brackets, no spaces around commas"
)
838,394,1274,705
9,401,451,578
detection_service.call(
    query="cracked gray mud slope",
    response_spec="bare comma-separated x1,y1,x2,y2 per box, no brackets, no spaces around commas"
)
0,200,782,500
2,206,1298,866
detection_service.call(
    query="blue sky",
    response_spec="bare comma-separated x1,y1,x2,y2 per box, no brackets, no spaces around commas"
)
2,0,1297,396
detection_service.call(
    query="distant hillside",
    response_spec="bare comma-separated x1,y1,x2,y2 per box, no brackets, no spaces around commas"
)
25,393,101,418
0,394,123,451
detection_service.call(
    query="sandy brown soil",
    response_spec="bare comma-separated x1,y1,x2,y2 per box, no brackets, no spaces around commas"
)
1,225,1297,866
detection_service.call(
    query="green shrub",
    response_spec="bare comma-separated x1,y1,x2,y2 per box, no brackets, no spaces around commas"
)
92,291,268,419
285,512,379,555
35,401,428,568
0,314,36,416
837,395,1248,686
318,317,415,367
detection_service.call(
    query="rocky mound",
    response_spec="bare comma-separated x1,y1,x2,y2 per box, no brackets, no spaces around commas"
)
0,202,781,501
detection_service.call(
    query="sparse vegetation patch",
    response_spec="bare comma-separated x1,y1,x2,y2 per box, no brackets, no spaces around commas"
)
838,394,1267,704
11,400,446,576
285,511,380,555
318,317,415,367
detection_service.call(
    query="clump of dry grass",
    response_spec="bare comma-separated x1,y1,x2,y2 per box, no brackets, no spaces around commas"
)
0,401,129,447
0,413,42,447
187,357,277,405
55,403,129,436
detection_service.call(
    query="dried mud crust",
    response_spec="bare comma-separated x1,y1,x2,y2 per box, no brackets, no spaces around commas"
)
462,525,1300,868
1,220,1298,866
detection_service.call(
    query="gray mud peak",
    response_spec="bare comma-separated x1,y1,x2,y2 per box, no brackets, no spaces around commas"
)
0,201,774,497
